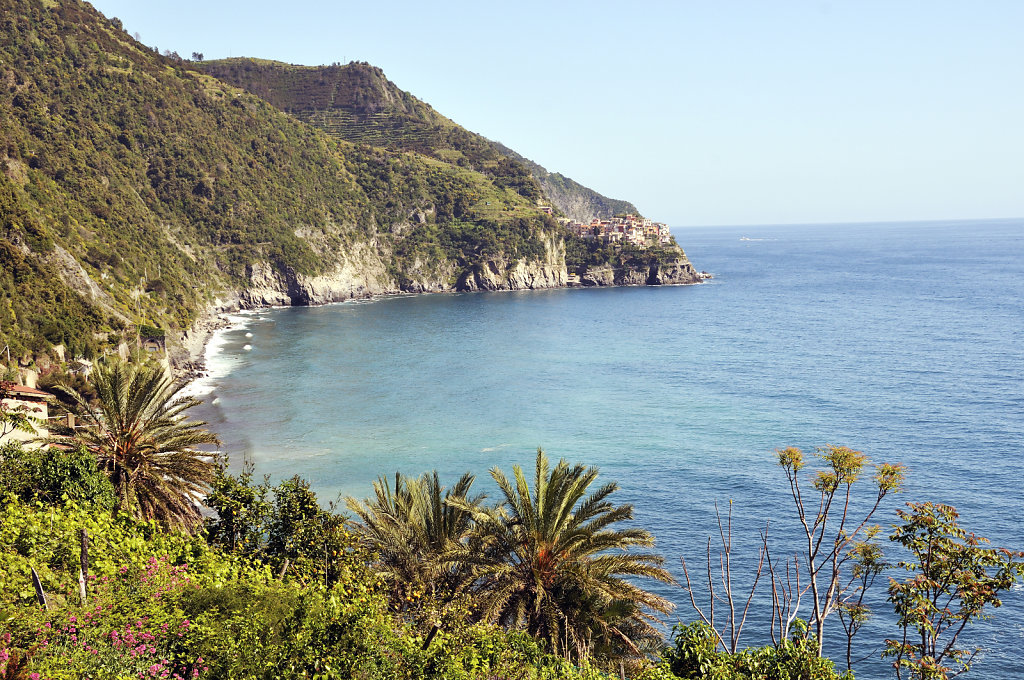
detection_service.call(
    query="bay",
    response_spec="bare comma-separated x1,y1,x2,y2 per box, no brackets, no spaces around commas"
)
194,218,1024,678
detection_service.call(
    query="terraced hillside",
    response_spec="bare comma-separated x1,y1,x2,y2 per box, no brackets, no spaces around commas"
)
492,143,639,223
198,59,635,220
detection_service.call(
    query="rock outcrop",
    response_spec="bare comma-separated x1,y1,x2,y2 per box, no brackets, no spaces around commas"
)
457,235,567,291
578,254,701,287
457,259,567,291
241,243,396,307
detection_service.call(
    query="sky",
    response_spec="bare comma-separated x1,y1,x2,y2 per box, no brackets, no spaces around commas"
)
87,0,1024,227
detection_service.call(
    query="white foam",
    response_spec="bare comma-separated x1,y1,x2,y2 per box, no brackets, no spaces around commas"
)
179,314,255,399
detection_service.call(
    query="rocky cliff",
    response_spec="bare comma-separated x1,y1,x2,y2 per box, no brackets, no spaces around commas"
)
578,255,702,287
237,238,699,310
239,235,572,305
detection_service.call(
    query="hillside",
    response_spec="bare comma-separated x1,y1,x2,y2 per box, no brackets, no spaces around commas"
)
197,58,636,221
491,142,639,222
0,0,699,369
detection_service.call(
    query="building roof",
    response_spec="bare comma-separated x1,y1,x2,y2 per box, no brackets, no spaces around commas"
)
0,382,55,400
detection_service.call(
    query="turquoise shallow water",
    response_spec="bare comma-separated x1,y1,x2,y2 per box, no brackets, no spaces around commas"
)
194,219,1023,678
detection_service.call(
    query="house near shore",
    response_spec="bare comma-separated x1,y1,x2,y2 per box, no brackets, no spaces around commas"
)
0,381,55,447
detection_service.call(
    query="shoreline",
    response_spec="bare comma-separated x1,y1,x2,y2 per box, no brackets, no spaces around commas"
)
169,273,713,387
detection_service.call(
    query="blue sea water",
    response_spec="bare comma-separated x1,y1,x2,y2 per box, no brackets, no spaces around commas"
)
193,219,1024,679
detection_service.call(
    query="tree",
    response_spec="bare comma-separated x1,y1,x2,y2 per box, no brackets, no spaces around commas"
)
270,476,358,586
884,502,1024,680
0,401,37,440
777,445,904,656
679,501,768,654
204,459,271,554
346,470,484,608
190,51,204,61
836,530,886,670
59,357,219,531
458,448,674,669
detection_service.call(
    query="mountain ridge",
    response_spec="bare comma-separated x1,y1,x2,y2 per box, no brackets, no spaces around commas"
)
196,58,639,222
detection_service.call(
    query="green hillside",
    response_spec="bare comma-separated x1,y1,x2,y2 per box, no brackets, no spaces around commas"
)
491,142,640,222
0,0,557,361
198,58,634,220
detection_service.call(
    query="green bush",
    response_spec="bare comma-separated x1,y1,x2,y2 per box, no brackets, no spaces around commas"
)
662,622,854,680
0,442,115,510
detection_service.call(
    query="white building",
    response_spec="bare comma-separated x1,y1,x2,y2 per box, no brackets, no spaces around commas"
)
0,382,54,447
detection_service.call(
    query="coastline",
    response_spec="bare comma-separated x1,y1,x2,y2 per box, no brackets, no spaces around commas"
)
169,273,713,387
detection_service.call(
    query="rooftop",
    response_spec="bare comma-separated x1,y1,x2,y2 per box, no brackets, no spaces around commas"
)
0,382,55,400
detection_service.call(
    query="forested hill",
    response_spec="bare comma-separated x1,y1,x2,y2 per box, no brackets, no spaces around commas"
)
0,0,550,362
197,58,637,222
0,0,697,369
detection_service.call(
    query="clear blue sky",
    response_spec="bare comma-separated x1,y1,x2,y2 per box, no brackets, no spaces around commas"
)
88,0,1024,227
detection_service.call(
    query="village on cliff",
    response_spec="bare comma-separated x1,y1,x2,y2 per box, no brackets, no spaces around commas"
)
540,207,674,248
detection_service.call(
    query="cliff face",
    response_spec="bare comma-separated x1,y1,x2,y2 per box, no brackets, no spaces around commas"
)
240,235,571,304
579,255,701,287
237,237,700,311
241,250,395,307
458,236,568,291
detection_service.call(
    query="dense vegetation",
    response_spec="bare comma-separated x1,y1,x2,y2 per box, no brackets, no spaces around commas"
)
1,482,611,680
0,437,855,680
196,59,636,221
0,0,587,364
3,355,1022,679
0,351,666,678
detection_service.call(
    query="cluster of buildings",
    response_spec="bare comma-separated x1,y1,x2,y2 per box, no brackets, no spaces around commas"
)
561,214,674,248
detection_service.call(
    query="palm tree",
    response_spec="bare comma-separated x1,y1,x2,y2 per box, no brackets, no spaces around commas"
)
346,470,486,607
60,356,219,531
458,449,675,667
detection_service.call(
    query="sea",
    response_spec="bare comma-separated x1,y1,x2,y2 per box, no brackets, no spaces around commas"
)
190,218,1023,679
